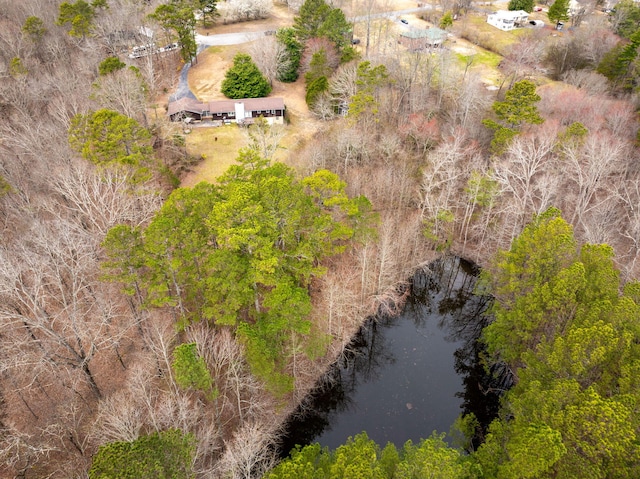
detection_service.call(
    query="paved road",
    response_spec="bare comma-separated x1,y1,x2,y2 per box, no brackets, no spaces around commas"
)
193,6,435,46
195,31,269,46
351,6,433,22
170,6,436,101
170,61,198,102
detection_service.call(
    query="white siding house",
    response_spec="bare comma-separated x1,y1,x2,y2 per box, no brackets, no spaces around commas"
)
487,10,529,31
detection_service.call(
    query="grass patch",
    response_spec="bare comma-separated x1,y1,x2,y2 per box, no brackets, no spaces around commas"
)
182,125,248,186
456,13,528,56
470,49,503,68
456,49,502,69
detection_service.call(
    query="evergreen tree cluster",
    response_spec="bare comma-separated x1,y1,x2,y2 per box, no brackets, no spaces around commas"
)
89,429,196,479
293,0,354,55
482,80,543,154
293,0,358,107
276,27,304,82
221,53,272,99
265,432,477,479
149,0,198,64
68,109,156,182
102,150,374,394
508,0,534,13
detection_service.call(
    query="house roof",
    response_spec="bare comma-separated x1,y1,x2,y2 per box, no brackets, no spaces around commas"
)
168,97,285,117
167,97,204,116
489,9,528,18
400,27,447,40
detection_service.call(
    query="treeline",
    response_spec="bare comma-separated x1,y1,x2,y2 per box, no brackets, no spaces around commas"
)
270,208,640,478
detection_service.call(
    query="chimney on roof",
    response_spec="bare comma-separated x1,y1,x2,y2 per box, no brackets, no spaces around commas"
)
235,101,245,122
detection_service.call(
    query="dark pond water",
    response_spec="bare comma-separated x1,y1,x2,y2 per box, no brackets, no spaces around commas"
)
279,256,503,455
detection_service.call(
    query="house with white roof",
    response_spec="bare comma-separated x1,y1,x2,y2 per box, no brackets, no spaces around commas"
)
487,10,529,31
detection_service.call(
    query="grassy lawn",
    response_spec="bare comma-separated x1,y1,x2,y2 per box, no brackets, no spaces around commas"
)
181,125,248,186
456,13,529,56
180,40,319,186
455,48,503,70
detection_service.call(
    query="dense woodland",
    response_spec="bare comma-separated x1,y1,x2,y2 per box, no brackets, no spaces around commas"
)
1,0,640,477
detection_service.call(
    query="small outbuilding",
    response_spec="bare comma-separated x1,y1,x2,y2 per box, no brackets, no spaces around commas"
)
399,27,447,51
487,10,529,31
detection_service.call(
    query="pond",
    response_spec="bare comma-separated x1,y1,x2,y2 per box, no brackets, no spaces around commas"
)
279,256,503,454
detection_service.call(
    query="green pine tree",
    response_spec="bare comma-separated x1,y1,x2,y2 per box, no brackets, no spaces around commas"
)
508,0,534,12
149,0,197,64
276,27,303,82
483,80,543,153
57,0,96,37
69,109,154,180
98,56,126,76
547,0,570,25
89,429,196,479
221,53,272,99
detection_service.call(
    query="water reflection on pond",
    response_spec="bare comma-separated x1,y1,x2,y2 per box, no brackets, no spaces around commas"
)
280,256,499,454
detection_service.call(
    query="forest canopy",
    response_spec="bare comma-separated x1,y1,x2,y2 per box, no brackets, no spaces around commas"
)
102,148,375,394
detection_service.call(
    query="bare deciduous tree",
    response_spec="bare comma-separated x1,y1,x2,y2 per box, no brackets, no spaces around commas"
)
220,0,273,23
215,422,278,479
420,132,469,223
561,131,628,231
91,67,150,125
48,163,162,236
502,32,546,88
616,176,640,278
329,61,359,108
0,222,125,401
244,117,286,160
249,36,292,86
300,37,340,74
561,69,610,95
311,91,338,119
0,421,57,477
492,126,558,235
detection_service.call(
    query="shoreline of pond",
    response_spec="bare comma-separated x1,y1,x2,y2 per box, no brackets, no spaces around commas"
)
275,255,506,458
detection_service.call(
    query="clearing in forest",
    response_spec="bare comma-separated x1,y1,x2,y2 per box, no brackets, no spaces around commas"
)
182,43,321,185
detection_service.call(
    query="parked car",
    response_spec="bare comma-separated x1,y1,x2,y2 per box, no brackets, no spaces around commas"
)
400,19,408,24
